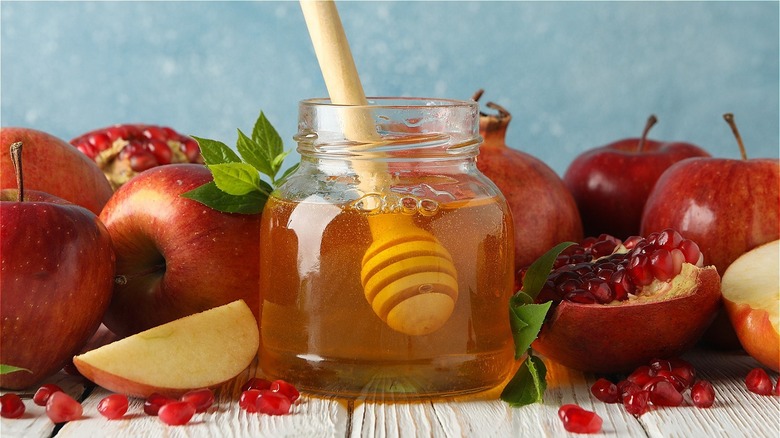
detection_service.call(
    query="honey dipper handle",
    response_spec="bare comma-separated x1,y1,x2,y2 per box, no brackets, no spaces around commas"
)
300,0,368,106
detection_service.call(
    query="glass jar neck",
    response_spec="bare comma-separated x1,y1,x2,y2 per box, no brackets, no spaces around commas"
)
295,97,482,163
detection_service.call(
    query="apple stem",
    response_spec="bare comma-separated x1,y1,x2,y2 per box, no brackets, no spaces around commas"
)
114,263,166,285
9,142,24,202
637,115,658,153
723,113,748,160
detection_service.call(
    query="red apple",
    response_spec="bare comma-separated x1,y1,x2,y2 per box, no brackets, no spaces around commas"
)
0,143,115,389
98,164,262,337
1,127,114,215
641,114,779,348
473,91,583,269
563,115,710,239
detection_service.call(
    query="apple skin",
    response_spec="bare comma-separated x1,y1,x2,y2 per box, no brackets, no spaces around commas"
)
641,157,779,275
98,164,262,338
0,189,115,389
563,130,710,239
476,102,583,269
641,156,779,348
726,302,779,372
0,127,114,215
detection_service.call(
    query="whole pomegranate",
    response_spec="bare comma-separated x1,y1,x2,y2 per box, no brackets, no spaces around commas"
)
473,90,583,269
525,229,721,373
71,124,203,190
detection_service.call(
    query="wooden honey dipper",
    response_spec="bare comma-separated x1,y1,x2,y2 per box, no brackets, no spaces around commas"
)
300,0,458,336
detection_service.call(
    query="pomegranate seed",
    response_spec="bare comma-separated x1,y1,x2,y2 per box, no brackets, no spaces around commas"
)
623,390,650,416
656,229,683,250
239,389,262,413
255,390,292,415
46,391,83,423
33,383,64,406
623,235,643,249
617,380,642,398
144,393,176,416
627,365,656,387
271,380,300,402
158,401,196,426
647,380,683,407
746,368,774,395
591,378,619,403
678,239,703,266
649,249,675,281
691,380,716,408
564,289,597,304
655,370,687,392
0,393,25,419
180,388,214,413
628,255,654,286
586,280,614,304
242,377,273,392
668,358,696,388
148,138,173,165
558,404,602,434
670,249,686,277
97,394,129,420
557,403,581,420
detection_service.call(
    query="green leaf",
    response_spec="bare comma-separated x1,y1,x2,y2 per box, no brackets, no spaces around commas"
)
182,181,266,214
193,136,241,165
509,300,552,359
253,111,284,158
521,241,576,299
181,110,299,215
0,364,32,375
236,129,273,176
500,353,547,407
209,162,266,196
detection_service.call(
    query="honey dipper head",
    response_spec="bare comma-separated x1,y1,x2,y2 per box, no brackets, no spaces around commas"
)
361,218,458,336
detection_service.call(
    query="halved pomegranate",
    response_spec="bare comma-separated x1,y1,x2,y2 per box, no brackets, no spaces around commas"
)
527,230,721,373
71,124,203,190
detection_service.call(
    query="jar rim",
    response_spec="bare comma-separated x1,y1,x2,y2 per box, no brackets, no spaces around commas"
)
300,97,478,110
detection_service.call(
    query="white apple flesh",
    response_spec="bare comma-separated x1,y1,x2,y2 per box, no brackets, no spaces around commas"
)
73,300,259,398
721,240,780,372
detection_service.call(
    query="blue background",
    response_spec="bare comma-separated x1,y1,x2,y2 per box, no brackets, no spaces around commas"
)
2,1,778,175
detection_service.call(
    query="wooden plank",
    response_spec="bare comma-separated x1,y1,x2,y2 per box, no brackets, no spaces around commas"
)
3,350,778,437
55,357,350,438
634,351,780,438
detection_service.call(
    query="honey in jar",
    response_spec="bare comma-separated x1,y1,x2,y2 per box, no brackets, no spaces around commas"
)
259,98,515,399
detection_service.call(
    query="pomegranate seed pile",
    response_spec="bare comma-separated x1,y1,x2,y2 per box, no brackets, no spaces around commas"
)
70,124,202,189
588,357,717,418
0,378,300,425
523,229,704,305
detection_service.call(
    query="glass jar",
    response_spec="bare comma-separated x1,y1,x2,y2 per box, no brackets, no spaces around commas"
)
258,97,515,399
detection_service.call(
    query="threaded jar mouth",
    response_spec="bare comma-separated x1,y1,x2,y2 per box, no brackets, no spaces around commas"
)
295,97,482,161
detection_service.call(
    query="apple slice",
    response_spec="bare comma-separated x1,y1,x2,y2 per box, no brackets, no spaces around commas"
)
721,240,780,372
73,300,259,398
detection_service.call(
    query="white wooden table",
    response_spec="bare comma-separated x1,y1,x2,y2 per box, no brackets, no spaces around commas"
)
3,344,778,438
